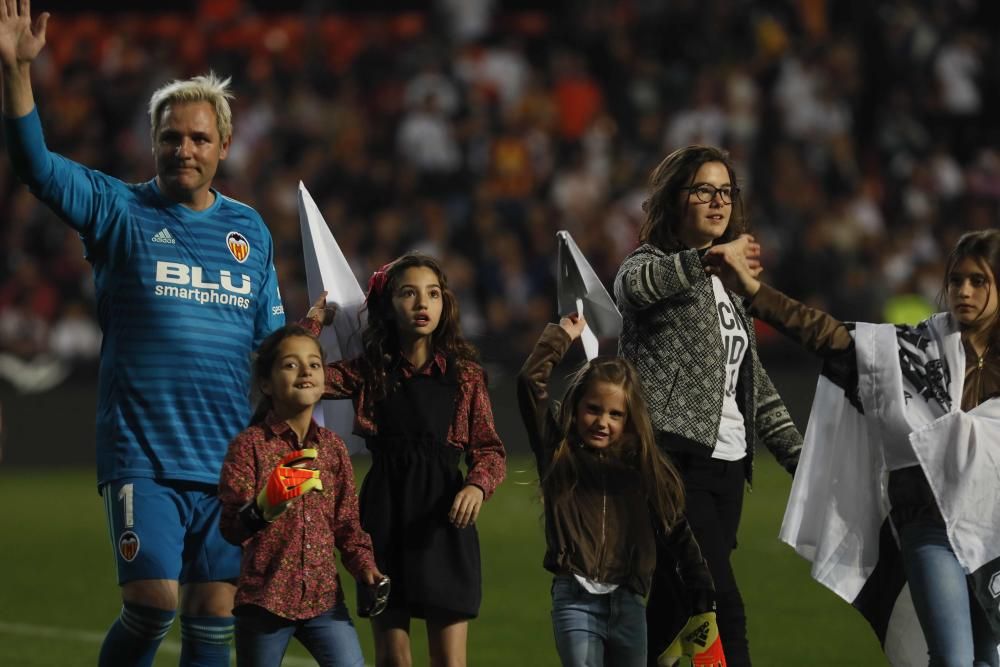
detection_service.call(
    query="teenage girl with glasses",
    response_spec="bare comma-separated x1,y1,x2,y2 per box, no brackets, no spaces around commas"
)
614,145,803,666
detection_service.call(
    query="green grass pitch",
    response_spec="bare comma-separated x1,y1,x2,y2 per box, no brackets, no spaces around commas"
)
0,455,885,666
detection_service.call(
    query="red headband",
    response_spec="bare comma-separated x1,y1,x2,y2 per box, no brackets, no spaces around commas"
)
366,262,394,300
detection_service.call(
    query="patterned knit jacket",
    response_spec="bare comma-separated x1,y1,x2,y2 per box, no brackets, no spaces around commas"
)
614,243,801,483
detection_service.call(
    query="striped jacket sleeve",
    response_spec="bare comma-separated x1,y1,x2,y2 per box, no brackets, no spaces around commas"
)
614,245,706,311
753,358,802,474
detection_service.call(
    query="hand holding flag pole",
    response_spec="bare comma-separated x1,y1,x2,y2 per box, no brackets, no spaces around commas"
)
297,182,366,453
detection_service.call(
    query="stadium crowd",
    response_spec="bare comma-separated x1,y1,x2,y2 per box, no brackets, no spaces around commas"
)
1,0,998,383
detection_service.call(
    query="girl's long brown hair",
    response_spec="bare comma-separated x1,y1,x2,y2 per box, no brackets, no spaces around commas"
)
359,253,479,409
543,356,685,532
640,145,747,251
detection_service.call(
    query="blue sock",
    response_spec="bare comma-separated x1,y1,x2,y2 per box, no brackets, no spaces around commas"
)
98,602,175,667
180,614,235,666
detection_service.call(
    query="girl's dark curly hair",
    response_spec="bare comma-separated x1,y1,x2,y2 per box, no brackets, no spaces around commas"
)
359,253,479,410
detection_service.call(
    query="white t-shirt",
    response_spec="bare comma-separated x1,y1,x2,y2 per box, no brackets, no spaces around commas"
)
574,574,619,595
710,276,748,461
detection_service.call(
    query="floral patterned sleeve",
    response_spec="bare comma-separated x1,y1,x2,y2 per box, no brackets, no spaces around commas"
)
456,363,507,500
325,431,376,578
218,427,262,546
323,358,366,400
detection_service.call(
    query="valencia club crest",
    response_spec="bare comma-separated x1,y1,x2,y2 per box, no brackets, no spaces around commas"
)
118,531,140,562
226,231,250,263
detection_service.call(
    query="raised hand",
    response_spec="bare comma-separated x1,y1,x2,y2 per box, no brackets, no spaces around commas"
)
703,233,763,298
306,290,338,326
0,0,49,71
558,312,587,341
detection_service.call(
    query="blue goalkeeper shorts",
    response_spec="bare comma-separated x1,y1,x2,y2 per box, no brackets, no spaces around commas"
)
101,477,240,585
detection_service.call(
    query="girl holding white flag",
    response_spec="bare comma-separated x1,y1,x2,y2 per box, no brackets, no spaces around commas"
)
517,312,723,666
707,229,1000,666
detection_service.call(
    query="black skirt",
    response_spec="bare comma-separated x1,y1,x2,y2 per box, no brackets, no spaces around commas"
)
358,363,482,619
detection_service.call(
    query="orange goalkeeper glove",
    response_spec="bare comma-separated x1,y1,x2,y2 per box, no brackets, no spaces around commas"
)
657,611,727,667
256,448,323,521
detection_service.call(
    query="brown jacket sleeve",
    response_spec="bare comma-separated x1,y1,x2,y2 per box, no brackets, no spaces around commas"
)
661,516,714,599
749,283,855,357
516,324,573,473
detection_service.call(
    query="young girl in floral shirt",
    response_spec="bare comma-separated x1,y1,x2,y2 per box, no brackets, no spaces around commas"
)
219,324,383,667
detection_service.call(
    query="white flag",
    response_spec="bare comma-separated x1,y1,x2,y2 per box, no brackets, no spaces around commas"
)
298,182,366,453
556,230,622,360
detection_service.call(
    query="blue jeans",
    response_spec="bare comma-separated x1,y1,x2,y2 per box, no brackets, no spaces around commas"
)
551,575,647,667
899,520,1000,667
234,603,365,667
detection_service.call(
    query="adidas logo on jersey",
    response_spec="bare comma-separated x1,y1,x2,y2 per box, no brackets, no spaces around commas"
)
151,228,176,244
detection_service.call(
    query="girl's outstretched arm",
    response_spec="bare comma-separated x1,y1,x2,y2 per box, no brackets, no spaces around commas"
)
305,291,337,327
516,315,585,471
705,239,854,357
748,285,854,357
298,293,364,400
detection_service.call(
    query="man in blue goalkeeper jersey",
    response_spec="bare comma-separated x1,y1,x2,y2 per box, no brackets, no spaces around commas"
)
1,3,286,665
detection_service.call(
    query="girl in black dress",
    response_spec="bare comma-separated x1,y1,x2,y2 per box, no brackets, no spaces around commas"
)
305,253,506,667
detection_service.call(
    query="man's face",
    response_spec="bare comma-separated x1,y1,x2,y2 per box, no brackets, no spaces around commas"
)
153,100,229,208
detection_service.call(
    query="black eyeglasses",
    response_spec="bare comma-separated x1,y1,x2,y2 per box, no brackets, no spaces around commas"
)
681,184,739,204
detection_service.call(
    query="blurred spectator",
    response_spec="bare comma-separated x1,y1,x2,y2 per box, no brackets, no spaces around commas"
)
0,259,59,324
436,0,495,44
49,299,102,363
397,92,462,186
0,293,48,361
664,75,727,151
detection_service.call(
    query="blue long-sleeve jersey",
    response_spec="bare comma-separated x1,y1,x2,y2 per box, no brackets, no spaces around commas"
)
5,108,286,486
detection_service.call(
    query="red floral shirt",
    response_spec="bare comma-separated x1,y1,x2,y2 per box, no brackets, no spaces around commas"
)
316,360,505,501
218,412,375,620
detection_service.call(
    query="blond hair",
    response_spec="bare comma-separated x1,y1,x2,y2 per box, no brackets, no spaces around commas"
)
148,72,234,143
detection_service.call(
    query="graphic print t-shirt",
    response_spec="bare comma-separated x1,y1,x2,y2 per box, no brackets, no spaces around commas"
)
710,276,748,461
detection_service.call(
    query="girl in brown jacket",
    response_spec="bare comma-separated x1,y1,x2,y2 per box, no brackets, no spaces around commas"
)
518,313,724,667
